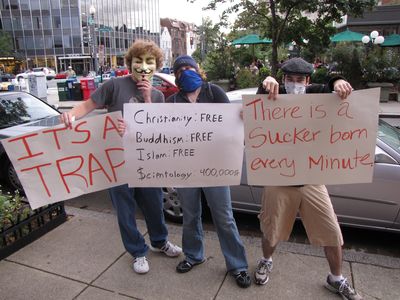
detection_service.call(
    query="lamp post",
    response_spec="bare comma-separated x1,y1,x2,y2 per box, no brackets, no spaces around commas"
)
362,30,385,52
89,5,98,75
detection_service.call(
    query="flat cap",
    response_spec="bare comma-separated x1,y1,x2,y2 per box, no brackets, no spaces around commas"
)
281,57,313,75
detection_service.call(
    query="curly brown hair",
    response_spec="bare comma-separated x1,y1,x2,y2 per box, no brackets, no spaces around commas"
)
125,40,164,72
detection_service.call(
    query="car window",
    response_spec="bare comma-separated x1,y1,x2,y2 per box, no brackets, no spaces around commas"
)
152,76,164,87
378,119,400,154
0,93,59,128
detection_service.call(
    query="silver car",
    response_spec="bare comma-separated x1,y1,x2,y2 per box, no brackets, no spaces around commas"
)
162,88,400,233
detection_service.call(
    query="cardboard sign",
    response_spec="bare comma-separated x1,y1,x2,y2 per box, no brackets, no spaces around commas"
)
243,88,380,185
123,103,244,187
1,112,126,209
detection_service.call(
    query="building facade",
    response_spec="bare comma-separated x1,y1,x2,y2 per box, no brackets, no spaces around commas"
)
160,18,198,62
160,26,172,68
0,0,160,74
335,2,400,37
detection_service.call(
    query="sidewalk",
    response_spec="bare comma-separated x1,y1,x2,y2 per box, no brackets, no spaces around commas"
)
1,204,399,300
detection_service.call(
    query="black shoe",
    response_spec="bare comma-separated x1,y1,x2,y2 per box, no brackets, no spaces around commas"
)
234,271,251,288
176,259,205,273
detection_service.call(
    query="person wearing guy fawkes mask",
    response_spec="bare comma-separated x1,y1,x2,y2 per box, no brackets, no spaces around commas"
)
61,40,182,276
166,55,252,289
254,57,362,300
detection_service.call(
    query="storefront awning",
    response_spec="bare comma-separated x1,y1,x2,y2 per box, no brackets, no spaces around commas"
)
58,56,92,60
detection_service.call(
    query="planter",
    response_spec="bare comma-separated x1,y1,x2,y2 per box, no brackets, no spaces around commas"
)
366,82,394,102
0,202,67,260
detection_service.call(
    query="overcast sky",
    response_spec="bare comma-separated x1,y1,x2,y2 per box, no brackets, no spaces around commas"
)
159,0,234,27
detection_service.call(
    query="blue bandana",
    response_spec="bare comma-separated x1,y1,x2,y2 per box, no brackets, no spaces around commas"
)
177,70,203,93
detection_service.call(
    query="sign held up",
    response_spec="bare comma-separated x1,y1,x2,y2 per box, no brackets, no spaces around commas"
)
243,88,380,186
1,112,126,209
123,103,244,187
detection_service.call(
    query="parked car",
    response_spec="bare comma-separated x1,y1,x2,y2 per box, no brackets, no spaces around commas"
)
54,71,68,79
0,91,60,190
115,66,129,77
16,67,56,81
162,88,400,233
0,73,16,82
152,72,179,99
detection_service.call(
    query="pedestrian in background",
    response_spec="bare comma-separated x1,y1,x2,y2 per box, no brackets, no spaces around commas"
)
66,65,76,78
166,55,251,289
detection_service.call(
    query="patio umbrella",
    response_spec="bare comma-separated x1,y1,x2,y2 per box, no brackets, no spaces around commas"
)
330,29,365,42
231,34,272,60
381,34,400,47
232,34,272,45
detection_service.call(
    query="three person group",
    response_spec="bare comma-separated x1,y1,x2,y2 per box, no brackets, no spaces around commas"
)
61,40,362,299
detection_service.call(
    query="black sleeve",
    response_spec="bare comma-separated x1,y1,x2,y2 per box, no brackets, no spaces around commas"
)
256,84,267,94
211,84,230,103
256,84,286,95
165,93,176,103
307,75,347,93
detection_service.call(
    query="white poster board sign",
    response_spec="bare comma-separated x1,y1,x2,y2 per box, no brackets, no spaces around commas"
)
1,112,126,209
243,88,380,185
123,103,244,187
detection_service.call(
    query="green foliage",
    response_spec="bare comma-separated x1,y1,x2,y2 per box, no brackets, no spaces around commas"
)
362,48,400,83
203,0,376,75
327,43,364,88
235,68,259,89
0,187,29,230
0,30,13,57
203,50,234,81
311,67,330,84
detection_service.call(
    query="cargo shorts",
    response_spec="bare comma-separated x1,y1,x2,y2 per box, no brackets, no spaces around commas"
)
258,185,343,247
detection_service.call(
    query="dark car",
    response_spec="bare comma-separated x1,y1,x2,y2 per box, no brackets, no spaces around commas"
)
0,91,60,190
162,88,400,233
0,73,16,82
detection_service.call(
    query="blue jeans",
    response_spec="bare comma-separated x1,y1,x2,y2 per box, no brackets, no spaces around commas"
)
109,184,168,258
177,186,248,273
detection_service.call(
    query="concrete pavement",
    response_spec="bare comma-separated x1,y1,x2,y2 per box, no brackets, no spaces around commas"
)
1,203,400,300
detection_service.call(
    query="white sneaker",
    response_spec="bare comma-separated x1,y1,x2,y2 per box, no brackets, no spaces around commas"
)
133,256,149,274
149,241,182,257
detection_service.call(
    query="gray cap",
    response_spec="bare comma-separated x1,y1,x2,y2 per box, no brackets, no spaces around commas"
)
281,57,313,75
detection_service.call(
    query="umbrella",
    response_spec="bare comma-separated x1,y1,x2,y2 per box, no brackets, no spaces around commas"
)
381,34,400,47
232,34,272,45
330,29,365,42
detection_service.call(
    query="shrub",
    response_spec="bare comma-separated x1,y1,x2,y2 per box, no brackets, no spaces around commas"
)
0,187,29,230
235,68,259,89
311,67,330,84
362,48,400,83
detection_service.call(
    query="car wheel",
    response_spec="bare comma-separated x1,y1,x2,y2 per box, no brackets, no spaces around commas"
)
5,159,23,192
162,187,183,223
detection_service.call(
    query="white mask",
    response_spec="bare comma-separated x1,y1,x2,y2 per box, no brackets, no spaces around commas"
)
284,82,306,94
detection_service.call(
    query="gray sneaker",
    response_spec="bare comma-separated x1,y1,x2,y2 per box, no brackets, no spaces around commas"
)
325,276,363,300
254,259,273,285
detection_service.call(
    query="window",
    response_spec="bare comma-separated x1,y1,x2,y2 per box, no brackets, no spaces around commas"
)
53,16,61,29
54,36,63,48
22,17,33,30
63,35,71,48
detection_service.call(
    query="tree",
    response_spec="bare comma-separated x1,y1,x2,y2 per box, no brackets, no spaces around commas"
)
200,0,376,76
0,30,13,57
